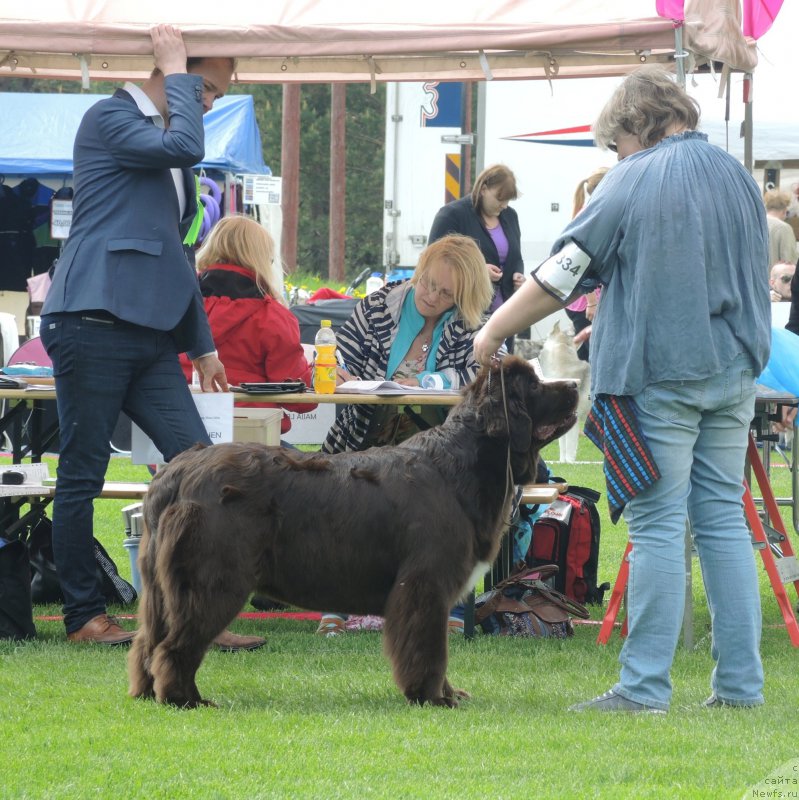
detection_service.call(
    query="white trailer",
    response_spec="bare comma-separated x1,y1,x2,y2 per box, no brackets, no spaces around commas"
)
382,82,462,273
383,71,798,341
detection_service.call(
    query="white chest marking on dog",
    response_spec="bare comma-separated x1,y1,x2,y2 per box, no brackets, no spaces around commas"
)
459,561,491,602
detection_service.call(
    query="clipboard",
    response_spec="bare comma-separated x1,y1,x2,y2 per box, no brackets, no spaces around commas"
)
235,381,306,395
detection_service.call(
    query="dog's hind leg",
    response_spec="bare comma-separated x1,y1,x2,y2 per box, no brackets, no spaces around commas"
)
383,574,462,707
147,501,253,707
150,583,251,708
150,634,216,708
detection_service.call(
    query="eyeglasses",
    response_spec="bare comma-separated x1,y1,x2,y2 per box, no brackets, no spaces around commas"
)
418,275,455,303
778,275,793,284
607,142,617,153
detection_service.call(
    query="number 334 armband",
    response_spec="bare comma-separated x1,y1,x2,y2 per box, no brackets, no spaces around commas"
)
531,241,595,303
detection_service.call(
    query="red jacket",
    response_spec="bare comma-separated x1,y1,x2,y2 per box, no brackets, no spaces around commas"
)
180,263,315,433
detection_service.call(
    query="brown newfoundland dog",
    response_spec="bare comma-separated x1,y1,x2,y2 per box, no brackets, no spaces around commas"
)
128,356,578,708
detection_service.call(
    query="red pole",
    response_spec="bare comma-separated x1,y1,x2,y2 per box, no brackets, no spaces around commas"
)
281,83,301,274
329,83,346,283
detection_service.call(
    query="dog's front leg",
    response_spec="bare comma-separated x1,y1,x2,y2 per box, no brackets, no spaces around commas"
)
382,576,464,707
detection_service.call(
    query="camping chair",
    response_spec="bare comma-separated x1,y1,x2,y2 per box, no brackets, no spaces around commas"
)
2,336,57,456
0,312,19,367
2,337,131,455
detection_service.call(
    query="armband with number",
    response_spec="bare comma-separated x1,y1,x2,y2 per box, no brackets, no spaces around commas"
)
531,240,598,303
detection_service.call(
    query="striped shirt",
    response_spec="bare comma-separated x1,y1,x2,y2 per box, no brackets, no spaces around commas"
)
321,281,482,454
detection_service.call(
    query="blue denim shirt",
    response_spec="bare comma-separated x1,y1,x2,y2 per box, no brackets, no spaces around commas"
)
552,131,771,398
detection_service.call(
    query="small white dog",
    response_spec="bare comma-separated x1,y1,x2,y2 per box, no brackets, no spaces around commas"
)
537,321,591,462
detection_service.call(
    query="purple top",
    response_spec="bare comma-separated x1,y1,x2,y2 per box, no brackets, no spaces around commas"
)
487,224,510,310
487,223,509,266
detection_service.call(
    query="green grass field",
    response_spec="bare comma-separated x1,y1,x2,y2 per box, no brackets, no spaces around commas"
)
1,438,798,799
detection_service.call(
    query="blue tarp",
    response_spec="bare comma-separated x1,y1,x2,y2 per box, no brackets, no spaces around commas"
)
758,327,799,397
0,92,268,177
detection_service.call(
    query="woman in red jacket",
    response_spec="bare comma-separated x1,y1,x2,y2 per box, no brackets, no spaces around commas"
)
181,214,314,434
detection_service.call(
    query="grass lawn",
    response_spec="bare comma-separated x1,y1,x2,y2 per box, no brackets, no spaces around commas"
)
1,437,798,799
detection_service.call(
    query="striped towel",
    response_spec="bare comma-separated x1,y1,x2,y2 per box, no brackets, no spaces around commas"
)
584,395,660,523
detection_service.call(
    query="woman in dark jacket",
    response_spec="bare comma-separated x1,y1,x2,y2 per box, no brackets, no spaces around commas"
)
428,164,525,318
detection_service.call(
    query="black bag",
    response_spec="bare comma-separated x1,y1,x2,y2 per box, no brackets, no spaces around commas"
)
527,484,610,605
28,516,137,606
0,537,36,640
475,565,589,638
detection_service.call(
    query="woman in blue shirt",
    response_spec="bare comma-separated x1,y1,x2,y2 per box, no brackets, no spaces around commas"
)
475,66,770,714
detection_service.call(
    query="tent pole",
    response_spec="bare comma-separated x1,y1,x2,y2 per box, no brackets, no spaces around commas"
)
475,81,486,176
674,23,686,87
743,74,753,174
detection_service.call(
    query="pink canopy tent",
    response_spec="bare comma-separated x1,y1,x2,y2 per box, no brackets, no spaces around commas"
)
0,0,768,86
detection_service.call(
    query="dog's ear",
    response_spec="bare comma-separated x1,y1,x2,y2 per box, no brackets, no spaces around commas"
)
505,365,537,482
480,358,538,482
481,360,506,438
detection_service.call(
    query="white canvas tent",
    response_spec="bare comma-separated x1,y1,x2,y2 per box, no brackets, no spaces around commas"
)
0,1,757,86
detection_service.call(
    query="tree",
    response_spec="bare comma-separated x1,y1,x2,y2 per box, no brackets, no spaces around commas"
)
229,82,385,281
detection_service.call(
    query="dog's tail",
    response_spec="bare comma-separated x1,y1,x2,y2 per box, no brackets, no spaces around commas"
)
152,501,207,621
129,498,204,695
129,500,199,699
154,500,249,650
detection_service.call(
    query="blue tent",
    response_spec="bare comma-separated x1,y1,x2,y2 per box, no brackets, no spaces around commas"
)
0,92,268,177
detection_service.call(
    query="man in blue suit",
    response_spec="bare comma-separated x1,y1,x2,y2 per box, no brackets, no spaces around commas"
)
41,25,262,649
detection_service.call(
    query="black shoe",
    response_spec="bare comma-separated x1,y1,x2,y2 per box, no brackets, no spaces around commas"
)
250,594,288,612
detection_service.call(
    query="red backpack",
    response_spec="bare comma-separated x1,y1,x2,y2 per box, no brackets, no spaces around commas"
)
526,485,609,605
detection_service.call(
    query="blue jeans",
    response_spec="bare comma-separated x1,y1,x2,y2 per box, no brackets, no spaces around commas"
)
40,313,210,633
614,352,764,710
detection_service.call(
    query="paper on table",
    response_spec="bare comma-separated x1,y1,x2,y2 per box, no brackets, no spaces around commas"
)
336,380,457,396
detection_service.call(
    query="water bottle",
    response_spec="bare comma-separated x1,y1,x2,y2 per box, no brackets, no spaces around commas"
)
314,319,337,394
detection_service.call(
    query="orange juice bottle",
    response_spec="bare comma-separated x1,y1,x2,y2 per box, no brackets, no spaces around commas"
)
313,319,337,394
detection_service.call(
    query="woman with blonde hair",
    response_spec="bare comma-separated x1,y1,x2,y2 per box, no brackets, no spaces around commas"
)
316,233,493,636
571,167,609,219
565,166,609,360
180,214,313,434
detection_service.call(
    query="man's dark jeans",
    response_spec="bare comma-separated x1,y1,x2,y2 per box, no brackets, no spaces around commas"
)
40,312,210,632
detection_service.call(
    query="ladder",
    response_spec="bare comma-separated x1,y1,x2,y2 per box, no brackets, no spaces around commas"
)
597,431,799,647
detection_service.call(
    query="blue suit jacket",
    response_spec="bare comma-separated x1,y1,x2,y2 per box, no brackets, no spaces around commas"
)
43,74,214,359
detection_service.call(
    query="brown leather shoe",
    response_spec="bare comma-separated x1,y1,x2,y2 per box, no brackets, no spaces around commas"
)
213,630,266,652
67,613,135,646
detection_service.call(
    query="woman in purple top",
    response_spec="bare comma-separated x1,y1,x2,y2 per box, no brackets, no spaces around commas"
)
429,164,525,349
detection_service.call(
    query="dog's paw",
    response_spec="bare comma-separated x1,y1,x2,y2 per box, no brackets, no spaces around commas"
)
427,693,466,708
129,687,156,701
174,697,218,710
442,678,470,703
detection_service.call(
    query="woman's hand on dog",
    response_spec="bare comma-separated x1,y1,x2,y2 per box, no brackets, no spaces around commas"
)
573,325,592,347
474,328,505,365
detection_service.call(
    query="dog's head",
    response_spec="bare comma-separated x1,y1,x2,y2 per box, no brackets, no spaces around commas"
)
467,355,579,483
